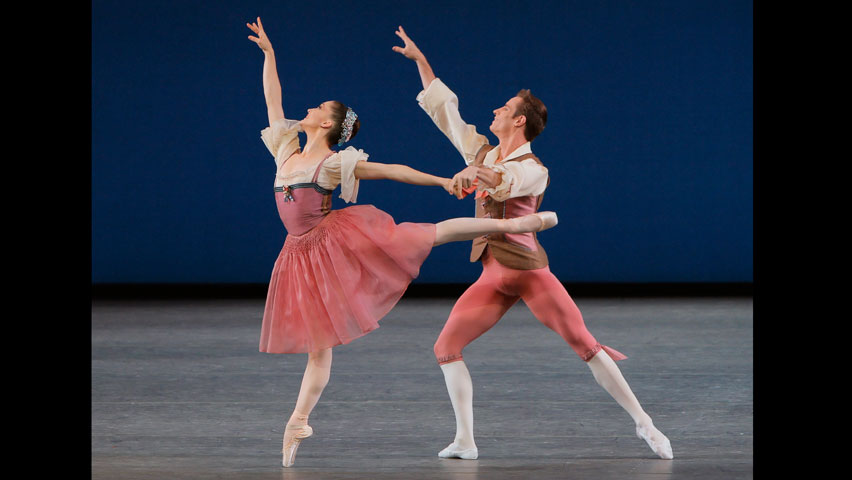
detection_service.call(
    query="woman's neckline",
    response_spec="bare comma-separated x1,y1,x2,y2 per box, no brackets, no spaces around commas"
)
277,150,337,178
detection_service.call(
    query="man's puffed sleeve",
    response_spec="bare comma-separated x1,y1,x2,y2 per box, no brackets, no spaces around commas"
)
480,159,549,202
416,78,489,165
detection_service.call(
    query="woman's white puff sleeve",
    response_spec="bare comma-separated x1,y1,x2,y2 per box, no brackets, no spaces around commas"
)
260,118,302,168
332,146,369,203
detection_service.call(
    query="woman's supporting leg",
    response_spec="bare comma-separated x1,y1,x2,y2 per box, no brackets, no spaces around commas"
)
433,211,557,246
282,347,333,467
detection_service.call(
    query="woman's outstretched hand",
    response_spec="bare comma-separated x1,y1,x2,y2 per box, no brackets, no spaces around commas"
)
247,16,273,52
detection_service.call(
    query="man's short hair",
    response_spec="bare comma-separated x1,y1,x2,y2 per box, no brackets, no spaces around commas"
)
514,89,547,141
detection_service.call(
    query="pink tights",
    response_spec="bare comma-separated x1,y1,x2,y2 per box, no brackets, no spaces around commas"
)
434,249,627,364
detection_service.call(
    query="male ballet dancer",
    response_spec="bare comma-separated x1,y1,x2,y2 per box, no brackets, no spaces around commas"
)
392,26,673,460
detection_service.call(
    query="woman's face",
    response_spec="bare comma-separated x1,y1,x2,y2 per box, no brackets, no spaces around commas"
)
300,101,334,130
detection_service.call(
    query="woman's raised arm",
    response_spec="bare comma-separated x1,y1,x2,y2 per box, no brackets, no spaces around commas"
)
247,17,285,126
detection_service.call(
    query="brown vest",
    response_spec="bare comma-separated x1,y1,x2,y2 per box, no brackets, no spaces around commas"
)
470,144,550,270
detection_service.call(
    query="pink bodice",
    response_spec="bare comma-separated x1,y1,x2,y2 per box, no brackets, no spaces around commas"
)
275,152,335,236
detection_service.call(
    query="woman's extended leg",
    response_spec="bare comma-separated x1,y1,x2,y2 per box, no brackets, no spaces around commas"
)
433,211,557,246
282,347,333,467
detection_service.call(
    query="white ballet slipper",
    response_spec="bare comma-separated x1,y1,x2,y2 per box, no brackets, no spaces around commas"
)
636,424,673,460
438,442,479,460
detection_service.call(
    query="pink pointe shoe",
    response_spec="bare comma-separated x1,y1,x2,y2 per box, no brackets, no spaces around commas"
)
282,424,313,467
636,424,673,460
531,211,558,232
509,211,558,234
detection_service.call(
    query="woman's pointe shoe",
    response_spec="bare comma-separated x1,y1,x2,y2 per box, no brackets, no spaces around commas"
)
282,424,313,467
532,211,558,232
636,424,673,460
510,211,558,233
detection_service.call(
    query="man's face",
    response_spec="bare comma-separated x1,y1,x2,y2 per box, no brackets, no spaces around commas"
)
489,96,524,135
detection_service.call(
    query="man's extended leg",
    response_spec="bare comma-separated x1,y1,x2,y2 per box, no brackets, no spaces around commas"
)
518,267,673,459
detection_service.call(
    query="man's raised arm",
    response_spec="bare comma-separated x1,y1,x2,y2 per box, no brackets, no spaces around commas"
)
392,26,489,166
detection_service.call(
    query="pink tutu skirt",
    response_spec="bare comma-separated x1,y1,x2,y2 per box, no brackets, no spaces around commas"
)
260,205,436,353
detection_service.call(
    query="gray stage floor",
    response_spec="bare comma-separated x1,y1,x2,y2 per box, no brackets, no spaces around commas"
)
92,296,753,479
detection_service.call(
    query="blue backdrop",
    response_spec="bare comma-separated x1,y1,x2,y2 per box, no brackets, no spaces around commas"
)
91,0,752,284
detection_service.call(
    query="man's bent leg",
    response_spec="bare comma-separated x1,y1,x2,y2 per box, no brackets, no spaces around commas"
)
434,268,518,458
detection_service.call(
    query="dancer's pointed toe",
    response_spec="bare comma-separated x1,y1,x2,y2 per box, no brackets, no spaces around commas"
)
636,424,673,460
282,424,314,467
509,211,559,234
438,442,479,459
534,211,558,232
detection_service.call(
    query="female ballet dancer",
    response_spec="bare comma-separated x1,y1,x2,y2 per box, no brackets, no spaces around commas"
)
247,17,558,467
